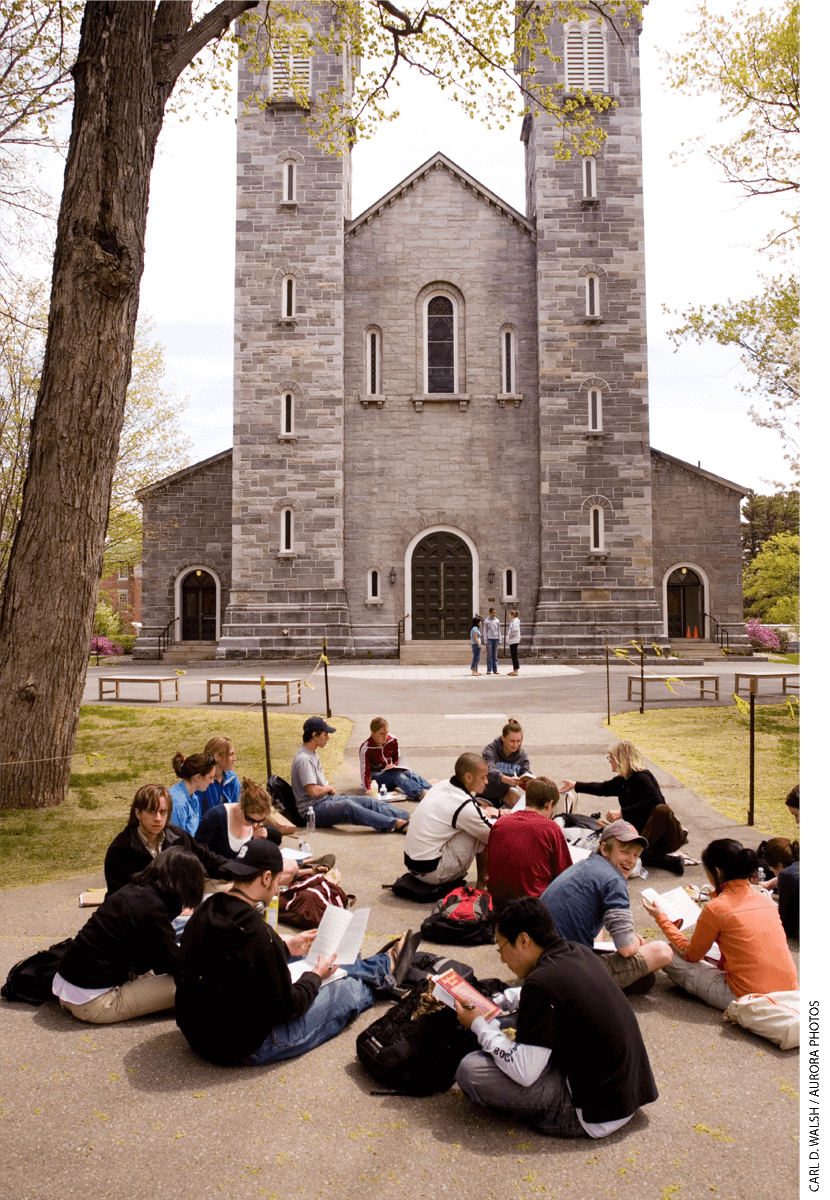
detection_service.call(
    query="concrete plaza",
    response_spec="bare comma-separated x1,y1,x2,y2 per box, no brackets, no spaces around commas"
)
0,658,800,1200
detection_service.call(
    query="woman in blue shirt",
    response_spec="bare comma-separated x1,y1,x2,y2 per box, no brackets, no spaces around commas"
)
202,736,240,810
170,750,216,836
470,616,483,676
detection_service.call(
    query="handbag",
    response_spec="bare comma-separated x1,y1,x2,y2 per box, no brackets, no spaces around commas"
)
278,866,355,929
723,991,800,1049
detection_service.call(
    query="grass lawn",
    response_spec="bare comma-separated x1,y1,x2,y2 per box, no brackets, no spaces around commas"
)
768,652,800,664
0,706,352,889
609,701,799,840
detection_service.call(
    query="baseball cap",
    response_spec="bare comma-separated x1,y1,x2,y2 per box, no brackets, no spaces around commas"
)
223,838,284,878
600,820,648,850
303,716,336,737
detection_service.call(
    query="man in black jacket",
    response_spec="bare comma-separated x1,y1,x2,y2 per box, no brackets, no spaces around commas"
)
175,840,398,1065
454,897,658,1137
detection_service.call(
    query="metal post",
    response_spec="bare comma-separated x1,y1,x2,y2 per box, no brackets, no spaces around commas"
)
323,635,331,719
639,643,645,716
605,643,611,727
747,679,756,826
260,675,272,780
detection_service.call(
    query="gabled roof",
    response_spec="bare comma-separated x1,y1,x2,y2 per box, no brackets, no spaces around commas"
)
650,448,750,495
136,448,232,500
345,152,535,238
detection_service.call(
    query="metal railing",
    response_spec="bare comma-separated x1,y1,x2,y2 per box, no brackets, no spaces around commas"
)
397,614,409,659
157,616,178,661
703,612,730,649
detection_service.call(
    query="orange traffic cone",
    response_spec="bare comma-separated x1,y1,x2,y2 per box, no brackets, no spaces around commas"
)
693,626,699,638
686,626,691,638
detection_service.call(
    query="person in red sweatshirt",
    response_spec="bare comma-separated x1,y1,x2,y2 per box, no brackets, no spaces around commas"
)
486,778,572,905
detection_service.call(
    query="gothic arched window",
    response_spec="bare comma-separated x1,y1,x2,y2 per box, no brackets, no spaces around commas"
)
426,295,455,393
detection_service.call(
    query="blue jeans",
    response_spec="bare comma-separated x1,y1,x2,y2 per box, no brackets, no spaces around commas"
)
313,793,409,831
371,767,431,800
486,639,499,673
247,953,394,1065
471,644,481,672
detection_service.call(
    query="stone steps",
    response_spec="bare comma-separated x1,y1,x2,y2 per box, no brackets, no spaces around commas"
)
399,641,473,666
162,642,217,664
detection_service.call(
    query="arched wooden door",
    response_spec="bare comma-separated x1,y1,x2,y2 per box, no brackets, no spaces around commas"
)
181,570,217,641
411,532,472,640
666,567,704,638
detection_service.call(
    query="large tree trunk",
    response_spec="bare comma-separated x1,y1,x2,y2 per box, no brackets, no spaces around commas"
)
0,0,253,809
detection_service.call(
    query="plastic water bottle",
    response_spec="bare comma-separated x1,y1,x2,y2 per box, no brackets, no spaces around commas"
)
306,807,316,835
380,784,387,798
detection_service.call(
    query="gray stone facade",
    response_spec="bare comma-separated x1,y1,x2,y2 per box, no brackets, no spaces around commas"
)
135,4,747,661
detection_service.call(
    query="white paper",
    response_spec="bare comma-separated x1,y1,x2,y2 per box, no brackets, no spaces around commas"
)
288,961,347,986
297,905,370,967
281,847,312,862
642,886,703,931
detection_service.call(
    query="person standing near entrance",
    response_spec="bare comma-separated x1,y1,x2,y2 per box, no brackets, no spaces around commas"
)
507,610,521,675
470,616,483,676
483,609,501,675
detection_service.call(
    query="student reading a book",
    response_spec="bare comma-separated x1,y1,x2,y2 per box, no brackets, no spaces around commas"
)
104,785,239,897
194,778,299,888
480,718,532,808
454,897,658,1137
175,839,416,1065
358,717,432,801
759,837,799,939
486,778,572,905
53,847,205,1024
642,838,799,1009
561,741,687,873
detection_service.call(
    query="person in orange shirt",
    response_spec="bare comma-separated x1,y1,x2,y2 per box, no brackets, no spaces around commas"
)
642,838,798,1010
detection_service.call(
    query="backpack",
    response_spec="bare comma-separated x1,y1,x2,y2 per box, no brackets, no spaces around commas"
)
420,886,495,946
267,774,304,827
1,938,74,1006
384,872,466,904
278,867,355,929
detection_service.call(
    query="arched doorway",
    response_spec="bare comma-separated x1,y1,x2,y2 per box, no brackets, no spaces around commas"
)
181,570,217,640
666,567,704,638
411,531,472,639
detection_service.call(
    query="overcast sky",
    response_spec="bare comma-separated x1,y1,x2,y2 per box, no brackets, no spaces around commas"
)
125,1,798,495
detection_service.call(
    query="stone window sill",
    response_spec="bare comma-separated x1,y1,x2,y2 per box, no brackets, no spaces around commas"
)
586,430,604,438
365,599,383,607
360,394,385,408
581,198,600,208
412,393,470,412
276,317,298,328
278,433,297,442
587,553,607,563
277,550,297,559
280,200,298,209
584,316,603,325
497,393,522,408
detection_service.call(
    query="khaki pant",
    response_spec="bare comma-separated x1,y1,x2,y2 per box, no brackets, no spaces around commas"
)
601,949,652,991
664,951,735,1009
416,832,484,885
59,972,175,1024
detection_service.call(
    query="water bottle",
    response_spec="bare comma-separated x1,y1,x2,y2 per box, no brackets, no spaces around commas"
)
306,806,316,835
380,784,387,798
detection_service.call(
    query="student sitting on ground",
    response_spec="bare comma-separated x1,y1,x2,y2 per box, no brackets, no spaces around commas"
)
104,784,238,897
54,847,205,1024
486,778,572,905
784,783,799,825
760,837,799,938
201,736,240,810
359,717,431,801
561,741,687,874
195,778,298,889
480,718,532,808
642,838,798,1009
403,753,496,890
175,839,416,1065
170,750,216,836
540,821,672,994
454,897,658,1138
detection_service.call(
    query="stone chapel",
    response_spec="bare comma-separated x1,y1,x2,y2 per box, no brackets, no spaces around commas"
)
134,3,748,663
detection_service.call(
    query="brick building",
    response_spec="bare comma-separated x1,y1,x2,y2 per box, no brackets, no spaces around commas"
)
135,4,747,662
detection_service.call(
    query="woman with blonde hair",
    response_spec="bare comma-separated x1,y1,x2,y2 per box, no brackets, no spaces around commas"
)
561,741,687,873
202,736,240,810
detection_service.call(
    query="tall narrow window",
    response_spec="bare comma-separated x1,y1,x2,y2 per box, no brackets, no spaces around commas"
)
588,388,602,431
583,156,597,199
283,275,295,318
586,274,600,317
566,22,607,91
366,329,382,395
426,295,455,393
283,160,296,202
272,45,312,100
502,328,516,394
503,567,517,600
281,391,294,436
281,507,293,552
590,506,604,552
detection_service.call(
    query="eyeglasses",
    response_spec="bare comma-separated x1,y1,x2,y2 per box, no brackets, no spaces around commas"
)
494,938,509,958
247,816,268,828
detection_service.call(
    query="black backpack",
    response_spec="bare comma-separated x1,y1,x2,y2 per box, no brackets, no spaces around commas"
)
1,938,73,1006
384,872,466,904
420,886,495,946
267,774,304,827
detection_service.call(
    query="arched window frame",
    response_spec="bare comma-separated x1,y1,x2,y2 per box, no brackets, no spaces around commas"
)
366,568,382,605
565,21,607,92
283,159,297,203
501,327,517,395
282,274,296,319
279,506,295,555
585,274,600,318
583,155,597,199
588,387,603,432
423,291,458,394
280,390,295,438
502,566,518,602
589,505,605,553
366,327,382,396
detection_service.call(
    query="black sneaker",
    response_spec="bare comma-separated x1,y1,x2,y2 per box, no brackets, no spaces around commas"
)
623,972,656,996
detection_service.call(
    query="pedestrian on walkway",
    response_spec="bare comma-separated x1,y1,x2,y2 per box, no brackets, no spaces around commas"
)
507,610,521,674
483,609,501,675
470,616,483,675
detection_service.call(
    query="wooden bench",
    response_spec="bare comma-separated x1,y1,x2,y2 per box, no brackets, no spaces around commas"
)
627,673,720,702
206,677,302,705
734,671,800,696
98,676,180,703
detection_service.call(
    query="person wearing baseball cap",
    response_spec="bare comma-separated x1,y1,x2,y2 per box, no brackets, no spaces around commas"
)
175,835,411,1066
539,820,672,994
291,717,410,833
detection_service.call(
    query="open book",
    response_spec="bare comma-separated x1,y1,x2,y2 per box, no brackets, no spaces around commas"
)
287,905,370,984
430,968,501,1021
642,885,721,965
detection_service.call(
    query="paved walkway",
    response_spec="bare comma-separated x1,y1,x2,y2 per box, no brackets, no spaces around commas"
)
0,661,801,1200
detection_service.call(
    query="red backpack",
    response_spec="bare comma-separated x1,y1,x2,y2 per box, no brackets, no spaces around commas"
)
419,886,495,946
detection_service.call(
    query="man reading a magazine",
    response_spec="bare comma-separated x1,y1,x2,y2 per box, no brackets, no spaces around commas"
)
175,840,399,1065
454,897,658,1137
